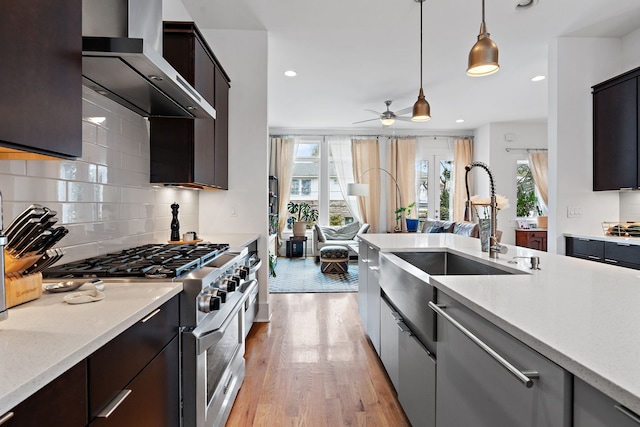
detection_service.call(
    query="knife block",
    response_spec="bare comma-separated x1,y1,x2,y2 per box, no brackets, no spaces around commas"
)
5,272,43,308
4,250,41,274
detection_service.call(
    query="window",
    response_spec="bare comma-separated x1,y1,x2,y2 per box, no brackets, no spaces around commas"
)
418,156,453,221
516,160,545,217
288,140,320,229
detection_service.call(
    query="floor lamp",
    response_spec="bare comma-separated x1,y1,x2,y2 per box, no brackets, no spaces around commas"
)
347,168,403,232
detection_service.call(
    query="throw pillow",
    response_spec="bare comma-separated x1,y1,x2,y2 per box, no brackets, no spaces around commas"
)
314,224,326,242
428,225,445,233
322,221,361,240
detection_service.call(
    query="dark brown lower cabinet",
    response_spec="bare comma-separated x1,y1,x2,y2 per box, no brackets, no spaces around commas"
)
515,229,547,251
2,360,87,427
88,336,180,427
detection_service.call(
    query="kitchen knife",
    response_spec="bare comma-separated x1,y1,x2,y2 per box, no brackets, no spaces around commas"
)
37,226,69,255
23,248,64,275
3,204,43,237
14,230,52,258
10,216,58,255
7,218,43,250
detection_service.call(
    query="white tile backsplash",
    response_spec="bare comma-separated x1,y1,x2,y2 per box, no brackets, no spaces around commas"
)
0,87,199,263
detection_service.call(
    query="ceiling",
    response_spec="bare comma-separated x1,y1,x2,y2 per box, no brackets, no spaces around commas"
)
182,0,640,132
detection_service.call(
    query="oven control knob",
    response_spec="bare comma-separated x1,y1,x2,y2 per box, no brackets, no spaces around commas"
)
222,278,237,292
234,266,249,279
197,293,221,313
216,289,227,303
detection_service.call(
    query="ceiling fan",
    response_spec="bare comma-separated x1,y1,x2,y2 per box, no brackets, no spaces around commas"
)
353,100,413,126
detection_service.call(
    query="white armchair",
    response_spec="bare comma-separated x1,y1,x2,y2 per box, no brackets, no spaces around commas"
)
313,222,370,261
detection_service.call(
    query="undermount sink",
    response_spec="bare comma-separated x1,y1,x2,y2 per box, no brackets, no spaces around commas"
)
391,251,527,276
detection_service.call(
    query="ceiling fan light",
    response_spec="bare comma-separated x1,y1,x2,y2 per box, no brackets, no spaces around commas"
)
467,33,499,76
411,88,431,122
380,117,395,126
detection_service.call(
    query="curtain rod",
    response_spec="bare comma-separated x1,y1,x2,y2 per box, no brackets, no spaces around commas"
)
505,147,548,152
270,134,474,140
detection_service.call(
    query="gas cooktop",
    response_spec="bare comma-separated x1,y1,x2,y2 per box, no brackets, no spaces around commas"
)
42,243,230,279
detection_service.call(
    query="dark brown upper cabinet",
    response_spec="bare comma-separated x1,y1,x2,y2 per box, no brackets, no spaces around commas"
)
592,67,640,191
0,1,82,160
150,22,230,189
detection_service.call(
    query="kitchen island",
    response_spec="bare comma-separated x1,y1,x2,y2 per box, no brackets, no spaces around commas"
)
360,232,640,419
0,280,182,417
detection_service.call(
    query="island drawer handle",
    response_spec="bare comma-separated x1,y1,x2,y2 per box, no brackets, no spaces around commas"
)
615,405,640,424
604,258,618,264
97,389,132,418
140,308,161,323
587,255,601,260
428,302,539,388
0,412,14,425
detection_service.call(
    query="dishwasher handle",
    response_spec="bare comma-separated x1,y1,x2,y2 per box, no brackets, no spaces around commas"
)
429,301,539,388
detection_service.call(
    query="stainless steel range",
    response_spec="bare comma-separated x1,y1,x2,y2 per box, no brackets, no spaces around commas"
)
43,242,261,427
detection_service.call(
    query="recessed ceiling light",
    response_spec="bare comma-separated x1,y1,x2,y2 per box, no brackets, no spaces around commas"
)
515,0,538,11
531,75,546,82
284,70,297,77
456,119,465,123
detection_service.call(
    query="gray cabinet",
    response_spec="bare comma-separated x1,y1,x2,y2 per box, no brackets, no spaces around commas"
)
379,297,400,389
379,295,435,427
357,241,380,354
574,377,640,427
433,292,572,427
566,236,640,271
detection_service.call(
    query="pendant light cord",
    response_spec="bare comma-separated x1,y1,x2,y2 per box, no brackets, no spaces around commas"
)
482,0,486,25
419,0,423,88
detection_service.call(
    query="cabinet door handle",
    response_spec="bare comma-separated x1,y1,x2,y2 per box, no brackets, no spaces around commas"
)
587,255,601,260
429,302,539,388
604,258,618,264
369,266,379,272
97,389,132,418
396,320,411,334
140,308,161,323
389,311,403,322
0,412,14,425
578,238,591,241
615,405,640,424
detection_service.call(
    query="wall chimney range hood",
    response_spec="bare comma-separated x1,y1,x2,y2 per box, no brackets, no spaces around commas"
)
82,0,216,120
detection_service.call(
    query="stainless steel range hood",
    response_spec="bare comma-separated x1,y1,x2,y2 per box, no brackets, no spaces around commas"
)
82,0,216,119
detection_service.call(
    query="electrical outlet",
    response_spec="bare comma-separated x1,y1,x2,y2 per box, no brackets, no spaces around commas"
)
567,205,583,218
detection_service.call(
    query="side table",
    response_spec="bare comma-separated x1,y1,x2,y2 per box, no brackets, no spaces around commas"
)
286,236,308,258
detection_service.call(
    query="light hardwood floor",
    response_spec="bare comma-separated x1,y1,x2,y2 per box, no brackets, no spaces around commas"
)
227,293,411,427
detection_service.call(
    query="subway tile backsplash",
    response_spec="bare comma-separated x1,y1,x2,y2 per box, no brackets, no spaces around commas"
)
0,87,199,263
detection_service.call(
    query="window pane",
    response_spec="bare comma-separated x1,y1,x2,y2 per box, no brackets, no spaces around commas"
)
516,160,540,217
418,160,429,218
439,160,452,221
289,140,319,230
328,153,354,225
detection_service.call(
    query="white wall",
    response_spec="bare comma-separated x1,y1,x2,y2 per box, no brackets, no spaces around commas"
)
197,29,271,321
0,87,199,263
548,37,623,254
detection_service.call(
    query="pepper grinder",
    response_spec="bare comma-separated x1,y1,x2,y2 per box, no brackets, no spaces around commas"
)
170,202,180,241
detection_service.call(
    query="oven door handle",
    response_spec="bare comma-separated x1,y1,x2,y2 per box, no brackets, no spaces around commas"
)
194,279,258,354
249,259,262,274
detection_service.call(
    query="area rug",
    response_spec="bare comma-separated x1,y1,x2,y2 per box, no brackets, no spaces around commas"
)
268,257,358,293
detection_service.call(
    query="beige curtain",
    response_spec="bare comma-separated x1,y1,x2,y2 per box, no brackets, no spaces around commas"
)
389,138,416,232
352,138,381,232
528,151,548,206
453,138,473,222
269,137,296,239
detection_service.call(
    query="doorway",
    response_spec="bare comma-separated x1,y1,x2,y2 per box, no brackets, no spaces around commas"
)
418,155,453,221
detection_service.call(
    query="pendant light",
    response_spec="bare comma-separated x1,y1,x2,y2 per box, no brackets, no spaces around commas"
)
411,0,431,122
467,0,499,76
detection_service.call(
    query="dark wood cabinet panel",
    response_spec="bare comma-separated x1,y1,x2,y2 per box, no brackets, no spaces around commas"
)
88,336,180,427
150,21,230,189
0,0,82,160
593,77,638,190
88,297,179,418
515,229,547,252
3,360,87,427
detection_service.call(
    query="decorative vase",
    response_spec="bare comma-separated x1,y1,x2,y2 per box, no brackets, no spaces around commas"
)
478,218,491,252
406,218,419,233
292,221,307,237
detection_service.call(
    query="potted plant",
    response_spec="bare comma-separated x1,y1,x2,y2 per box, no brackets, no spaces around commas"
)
287,201,319,237
395,202,419,232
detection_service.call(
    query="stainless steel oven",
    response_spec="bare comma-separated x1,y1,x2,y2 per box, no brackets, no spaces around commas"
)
42,242,261,427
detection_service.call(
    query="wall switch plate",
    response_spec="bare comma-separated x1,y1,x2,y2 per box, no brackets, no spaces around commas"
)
567,205,583,218
231,205,238,217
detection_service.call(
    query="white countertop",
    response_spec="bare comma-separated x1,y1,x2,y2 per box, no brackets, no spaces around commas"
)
361,233,640,414
199,233,259,251
0,280,182,414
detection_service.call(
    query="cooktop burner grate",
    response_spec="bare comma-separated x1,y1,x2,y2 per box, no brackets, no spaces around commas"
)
43,243,230,279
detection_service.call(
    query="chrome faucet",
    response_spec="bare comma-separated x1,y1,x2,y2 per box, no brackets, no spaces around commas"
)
510,256,541,270
464,161,506,259
0,191,7,321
